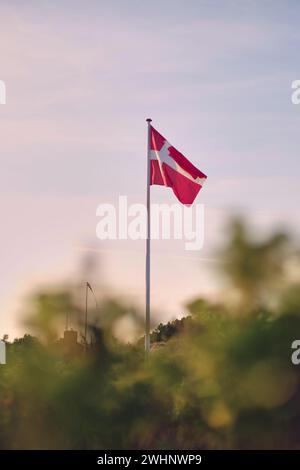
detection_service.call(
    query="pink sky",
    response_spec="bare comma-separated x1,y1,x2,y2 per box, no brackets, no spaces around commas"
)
0,1,300,338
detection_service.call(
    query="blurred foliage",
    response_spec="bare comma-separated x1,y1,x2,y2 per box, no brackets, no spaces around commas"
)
1,217,300,449
219,217,291,312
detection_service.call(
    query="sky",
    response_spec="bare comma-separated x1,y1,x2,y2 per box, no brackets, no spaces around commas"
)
0,0,300,338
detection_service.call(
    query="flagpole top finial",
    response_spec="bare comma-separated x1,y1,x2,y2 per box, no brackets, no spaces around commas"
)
146,118,152,123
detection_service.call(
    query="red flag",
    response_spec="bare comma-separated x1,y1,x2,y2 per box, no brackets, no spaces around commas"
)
150,126,207,205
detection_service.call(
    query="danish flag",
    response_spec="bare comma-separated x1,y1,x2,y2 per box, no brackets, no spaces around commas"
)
150,126,207,205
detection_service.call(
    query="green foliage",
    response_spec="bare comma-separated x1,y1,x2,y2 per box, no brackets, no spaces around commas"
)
0,217,300,449
219,217,290,311
1,303,300,449
150,318,190,343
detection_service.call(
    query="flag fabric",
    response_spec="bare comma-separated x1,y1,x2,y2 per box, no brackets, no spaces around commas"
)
86,282,98,309
150,126,207,205
86,282,93,293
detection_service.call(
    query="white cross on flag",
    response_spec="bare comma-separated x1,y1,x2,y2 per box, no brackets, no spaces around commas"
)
150,126,207,205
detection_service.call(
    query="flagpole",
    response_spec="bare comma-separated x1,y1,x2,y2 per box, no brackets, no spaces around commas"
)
145,118,152,355
84,282,88,347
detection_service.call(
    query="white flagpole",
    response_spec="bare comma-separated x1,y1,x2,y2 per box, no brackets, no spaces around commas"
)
145,118,152,355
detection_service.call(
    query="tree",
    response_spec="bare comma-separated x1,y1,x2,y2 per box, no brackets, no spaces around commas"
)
219,217,290,312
